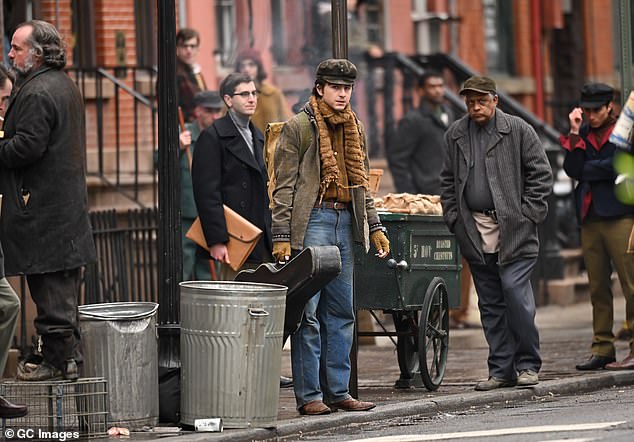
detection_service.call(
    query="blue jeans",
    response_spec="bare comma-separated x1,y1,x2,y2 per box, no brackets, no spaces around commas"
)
291,208,354,408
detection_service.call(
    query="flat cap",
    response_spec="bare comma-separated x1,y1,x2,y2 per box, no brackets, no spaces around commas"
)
459,76,497,95
316,58,357,85
194,91,223,109
579,83,614,108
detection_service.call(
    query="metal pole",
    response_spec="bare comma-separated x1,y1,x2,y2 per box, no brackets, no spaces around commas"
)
156,0,182,369
619,0,632,103
331,0,348,58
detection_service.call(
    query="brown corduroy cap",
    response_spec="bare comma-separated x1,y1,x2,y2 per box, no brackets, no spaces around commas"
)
315,59,358,85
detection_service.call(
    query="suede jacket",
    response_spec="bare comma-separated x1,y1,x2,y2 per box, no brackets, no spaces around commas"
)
271,103,382,252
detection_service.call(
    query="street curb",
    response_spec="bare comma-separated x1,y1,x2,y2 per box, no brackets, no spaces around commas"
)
158,371,634,441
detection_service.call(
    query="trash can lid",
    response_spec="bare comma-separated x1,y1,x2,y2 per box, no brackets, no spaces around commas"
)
79,302,159,321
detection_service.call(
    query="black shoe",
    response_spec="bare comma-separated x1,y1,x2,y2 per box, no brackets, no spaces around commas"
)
280,375,293,388
575,355,616,371
0,395,28,418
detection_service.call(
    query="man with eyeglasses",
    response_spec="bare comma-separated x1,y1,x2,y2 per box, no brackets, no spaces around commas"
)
440,76,552,391
235,48,291,133
192,73,272,281
176,28,207,122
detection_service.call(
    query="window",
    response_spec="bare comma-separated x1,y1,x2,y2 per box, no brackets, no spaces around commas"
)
134,0,156,67
483,0,515,75
215,0,236,66
71,0,96,68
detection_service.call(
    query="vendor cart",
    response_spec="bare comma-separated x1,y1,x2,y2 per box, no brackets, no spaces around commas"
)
354,212,461,391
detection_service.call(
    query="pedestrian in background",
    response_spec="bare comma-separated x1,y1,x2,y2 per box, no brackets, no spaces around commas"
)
191,73,272,281
0,20,96,381
389,70,475,329
235,48,290,133
0,63,28,418
271,58,389,415
560,83,634,371
440,76,552,391
176,28,207,122
177,91,224,281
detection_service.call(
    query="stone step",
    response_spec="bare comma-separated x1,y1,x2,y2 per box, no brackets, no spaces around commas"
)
560,248,584,278
546,271,620,306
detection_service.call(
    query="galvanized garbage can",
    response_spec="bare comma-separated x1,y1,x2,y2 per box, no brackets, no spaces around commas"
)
180,281,287,429
79,302,159,429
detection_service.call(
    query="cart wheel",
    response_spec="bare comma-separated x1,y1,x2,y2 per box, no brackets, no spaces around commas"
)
393,312,422,388
418,277,449,391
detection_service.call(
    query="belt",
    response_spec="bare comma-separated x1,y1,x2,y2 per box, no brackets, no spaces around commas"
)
473,209,497,220
314,201,349,210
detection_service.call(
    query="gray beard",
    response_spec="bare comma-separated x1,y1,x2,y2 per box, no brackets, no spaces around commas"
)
11,55,36,79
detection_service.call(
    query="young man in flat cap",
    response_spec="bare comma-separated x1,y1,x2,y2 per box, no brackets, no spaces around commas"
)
562,83,634,371
271,58,389,415
440,76,552,391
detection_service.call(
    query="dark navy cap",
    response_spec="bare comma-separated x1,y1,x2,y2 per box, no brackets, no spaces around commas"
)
579,83,614,108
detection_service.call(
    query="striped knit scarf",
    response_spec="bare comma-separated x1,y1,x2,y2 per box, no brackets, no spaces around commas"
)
309,95,369,201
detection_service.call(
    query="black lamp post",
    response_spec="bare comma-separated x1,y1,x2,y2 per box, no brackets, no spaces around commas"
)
156,0,182,370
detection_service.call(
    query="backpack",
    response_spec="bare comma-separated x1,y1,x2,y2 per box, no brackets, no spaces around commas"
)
264,110,312,207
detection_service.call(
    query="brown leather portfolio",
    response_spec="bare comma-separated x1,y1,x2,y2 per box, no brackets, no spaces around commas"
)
186,205,263,271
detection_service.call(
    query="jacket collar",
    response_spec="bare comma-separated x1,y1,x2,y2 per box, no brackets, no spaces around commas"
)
450,108,511,158
418,98,450,127
214,114,265,172
5,65,56,120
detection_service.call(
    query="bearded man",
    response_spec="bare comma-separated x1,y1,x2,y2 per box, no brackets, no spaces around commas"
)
0,20,96,381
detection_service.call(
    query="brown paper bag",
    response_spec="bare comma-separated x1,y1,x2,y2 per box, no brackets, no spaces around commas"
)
186,205,263,271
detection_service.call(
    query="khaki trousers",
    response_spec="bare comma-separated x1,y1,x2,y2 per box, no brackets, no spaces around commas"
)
581,217,634,357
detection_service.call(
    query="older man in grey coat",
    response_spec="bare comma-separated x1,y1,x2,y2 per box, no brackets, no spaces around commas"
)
440,76,552,391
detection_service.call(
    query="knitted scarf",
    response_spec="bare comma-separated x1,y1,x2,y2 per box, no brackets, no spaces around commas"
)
309,95,369,201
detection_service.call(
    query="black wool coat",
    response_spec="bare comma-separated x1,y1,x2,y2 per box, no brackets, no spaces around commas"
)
0,66,97,275
191,114,272,263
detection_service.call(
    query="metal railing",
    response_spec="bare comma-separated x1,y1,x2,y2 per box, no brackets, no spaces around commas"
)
82,208,159,305
66,66,158,208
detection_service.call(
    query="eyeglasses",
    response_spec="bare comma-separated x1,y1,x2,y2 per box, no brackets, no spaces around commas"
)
232,90,259,99
178,43,199,50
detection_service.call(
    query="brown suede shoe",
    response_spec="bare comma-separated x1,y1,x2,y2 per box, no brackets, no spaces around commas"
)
605,354,634,370
299,400,331,416
328,398,375,412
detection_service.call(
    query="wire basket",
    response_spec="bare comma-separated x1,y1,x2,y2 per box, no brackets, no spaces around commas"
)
0,377,108,439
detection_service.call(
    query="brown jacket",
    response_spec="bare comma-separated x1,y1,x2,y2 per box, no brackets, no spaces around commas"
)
271,104,381,252
252,82,291,133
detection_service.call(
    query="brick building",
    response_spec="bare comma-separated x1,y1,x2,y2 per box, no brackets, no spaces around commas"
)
1,0,623,209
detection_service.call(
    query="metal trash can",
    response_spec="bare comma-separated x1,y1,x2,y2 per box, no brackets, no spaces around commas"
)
79,302,159,429
180,281,287,428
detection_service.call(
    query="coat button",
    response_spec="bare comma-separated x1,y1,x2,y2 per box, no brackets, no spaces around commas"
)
240,201,246,208
242,182,247,189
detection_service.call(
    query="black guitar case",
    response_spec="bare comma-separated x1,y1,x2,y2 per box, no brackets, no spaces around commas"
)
235,246,341,342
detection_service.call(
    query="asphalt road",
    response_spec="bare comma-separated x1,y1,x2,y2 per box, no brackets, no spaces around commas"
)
291,384,634,441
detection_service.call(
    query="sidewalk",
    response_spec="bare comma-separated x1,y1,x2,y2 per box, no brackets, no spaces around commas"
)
137,296,634,441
